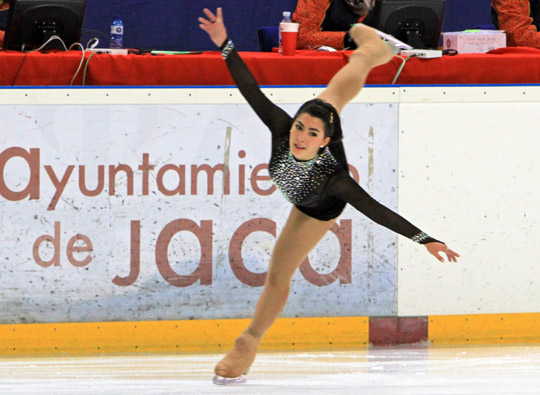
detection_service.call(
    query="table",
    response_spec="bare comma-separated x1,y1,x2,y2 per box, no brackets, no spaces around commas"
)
1,47,540,87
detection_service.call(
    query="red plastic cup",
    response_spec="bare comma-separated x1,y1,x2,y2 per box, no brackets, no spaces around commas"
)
279,22,299,56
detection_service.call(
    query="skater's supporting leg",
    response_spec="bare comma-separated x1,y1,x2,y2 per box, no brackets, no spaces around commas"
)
214,207,336,378
214,328,261,379
249,207,337,334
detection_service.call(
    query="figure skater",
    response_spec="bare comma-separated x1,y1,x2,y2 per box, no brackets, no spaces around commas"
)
198,8,460,384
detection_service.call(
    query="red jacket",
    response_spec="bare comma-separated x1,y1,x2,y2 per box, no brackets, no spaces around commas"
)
0,2,8,48
492,0,540,48
293,0,367,49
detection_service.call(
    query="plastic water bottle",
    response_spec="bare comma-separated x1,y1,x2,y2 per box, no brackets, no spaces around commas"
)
110,16,124,49
278,11,292,55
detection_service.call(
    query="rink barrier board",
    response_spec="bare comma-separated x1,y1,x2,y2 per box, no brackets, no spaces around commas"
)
0,316,369,356
2,86,540,355
2,313,540,355
428,313,540,344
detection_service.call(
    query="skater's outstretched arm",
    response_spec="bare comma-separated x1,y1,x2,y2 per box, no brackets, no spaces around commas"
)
328,171,460,262
317,24,393,115
199,8,292,136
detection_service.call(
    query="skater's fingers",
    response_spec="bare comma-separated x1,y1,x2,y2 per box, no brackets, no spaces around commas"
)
202,8,216,21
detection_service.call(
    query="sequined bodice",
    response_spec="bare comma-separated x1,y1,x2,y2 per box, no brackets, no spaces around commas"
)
222,46,440,242
269,138,340,206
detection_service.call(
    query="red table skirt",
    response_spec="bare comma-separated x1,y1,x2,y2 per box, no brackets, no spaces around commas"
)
1,47,540,87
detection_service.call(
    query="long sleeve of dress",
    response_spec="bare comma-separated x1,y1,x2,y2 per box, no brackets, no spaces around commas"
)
328,171,439,244
492,0,540,48
223,45,292,137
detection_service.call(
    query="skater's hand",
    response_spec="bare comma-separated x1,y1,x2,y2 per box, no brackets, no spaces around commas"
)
425,242,460,263
198,8,228,48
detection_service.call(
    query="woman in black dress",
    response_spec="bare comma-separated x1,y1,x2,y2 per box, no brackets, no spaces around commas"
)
199,8,459,383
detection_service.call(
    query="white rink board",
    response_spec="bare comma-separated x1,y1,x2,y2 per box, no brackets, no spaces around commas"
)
398,87,540,316
2,84,540,323
0,87,400,324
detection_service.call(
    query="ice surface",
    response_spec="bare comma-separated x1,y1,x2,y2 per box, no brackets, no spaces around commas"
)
1,345,540,394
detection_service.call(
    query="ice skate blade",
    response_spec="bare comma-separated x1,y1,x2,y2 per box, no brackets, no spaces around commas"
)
212,374,247,385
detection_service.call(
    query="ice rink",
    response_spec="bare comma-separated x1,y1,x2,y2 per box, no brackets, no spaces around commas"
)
2,345,540,394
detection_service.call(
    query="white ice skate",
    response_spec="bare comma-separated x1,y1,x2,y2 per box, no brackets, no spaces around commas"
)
212,368,249,385
212,373,247,385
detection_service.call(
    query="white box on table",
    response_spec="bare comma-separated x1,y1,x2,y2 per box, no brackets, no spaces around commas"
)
442,30,506,54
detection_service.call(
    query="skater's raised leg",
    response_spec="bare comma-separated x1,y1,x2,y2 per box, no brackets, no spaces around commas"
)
317,24,393,115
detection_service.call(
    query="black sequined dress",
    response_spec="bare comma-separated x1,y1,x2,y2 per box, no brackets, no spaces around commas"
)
223,45,438,244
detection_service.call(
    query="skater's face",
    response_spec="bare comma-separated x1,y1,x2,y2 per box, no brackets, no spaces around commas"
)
290,113,331,160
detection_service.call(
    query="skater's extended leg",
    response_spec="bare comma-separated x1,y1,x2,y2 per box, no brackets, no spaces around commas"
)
317,24,393,114
214,207,337,378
